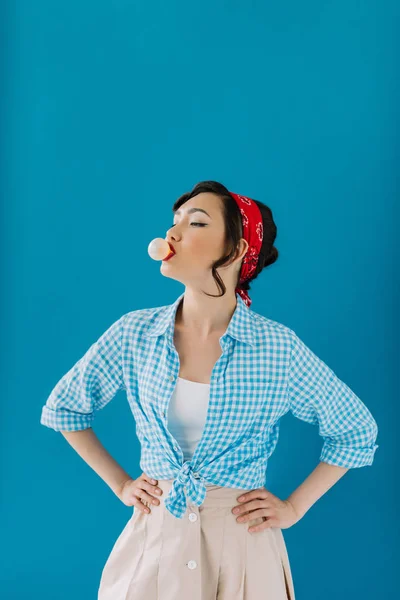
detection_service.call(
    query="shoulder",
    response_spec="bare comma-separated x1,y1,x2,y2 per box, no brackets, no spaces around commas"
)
119,301,171,336
249,312,329,368
248,308,296,347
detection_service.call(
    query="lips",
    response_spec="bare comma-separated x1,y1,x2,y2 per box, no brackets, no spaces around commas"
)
163,242,176,261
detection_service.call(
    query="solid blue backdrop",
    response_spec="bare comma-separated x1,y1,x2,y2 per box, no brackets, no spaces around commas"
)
1,1,396,598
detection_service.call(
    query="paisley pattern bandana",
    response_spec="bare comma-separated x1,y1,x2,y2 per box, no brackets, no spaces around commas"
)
228,192,263,308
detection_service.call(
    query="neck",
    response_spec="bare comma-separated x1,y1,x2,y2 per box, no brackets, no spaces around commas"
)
175,288,238,340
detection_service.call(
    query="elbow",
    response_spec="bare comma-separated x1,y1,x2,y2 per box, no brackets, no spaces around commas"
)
319,419,379,469
40,405,95,432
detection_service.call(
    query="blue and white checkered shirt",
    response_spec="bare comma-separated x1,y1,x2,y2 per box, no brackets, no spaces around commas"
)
40,291,379,519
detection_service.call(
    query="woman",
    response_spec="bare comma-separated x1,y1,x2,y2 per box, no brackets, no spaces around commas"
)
40,180,379,600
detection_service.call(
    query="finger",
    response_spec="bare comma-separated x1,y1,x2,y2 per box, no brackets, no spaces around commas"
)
132,495,151,513
238,487,269,501
136,485,161,508
236,508,272,523
140,480,163,498
237,492,251,502
143,472,158,485
234,499,266,514
248,518,276,533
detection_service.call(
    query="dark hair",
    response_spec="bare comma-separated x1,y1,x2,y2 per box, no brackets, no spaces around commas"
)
172,180,279,300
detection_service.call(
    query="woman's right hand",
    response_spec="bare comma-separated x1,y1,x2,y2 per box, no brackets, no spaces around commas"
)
118,472,163,513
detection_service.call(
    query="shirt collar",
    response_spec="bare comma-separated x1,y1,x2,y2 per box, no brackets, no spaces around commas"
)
143,291,256,348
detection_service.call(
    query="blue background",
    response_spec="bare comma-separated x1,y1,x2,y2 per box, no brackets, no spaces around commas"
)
1,1,397,598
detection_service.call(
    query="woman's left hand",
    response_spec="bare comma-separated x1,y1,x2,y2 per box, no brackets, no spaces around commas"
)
231,487,302,533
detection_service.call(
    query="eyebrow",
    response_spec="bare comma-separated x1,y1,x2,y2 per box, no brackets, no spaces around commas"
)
174,207,212,219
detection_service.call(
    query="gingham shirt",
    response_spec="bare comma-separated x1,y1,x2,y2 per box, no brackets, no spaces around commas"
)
40,292,379,519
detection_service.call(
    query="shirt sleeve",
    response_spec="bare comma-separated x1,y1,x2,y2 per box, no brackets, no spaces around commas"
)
40,314,127,432
286,331,379,468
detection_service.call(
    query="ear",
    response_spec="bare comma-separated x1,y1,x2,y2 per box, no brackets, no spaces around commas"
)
223,239,249,270
235,238,249,263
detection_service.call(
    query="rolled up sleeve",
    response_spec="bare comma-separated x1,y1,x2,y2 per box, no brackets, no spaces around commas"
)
286,332,379,468
40,314,127,432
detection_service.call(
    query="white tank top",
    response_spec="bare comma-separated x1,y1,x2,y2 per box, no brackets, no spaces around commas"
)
167,376,210,462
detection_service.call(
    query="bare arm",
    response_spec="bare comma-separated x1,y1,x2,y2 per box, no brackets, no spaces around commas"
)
60,428,132,500
286,461,349,518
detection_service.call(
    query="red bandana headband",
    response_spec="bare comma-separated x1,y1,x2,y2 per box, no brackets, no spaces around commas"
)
228,192,263,308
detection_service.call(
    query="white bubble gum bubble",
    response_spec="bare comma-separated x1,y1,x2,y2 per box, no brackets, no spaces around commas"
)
148,238,175,261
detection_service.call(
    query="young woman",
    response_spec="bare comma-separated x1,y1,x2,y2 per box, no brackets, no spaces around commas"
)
41,180,379,600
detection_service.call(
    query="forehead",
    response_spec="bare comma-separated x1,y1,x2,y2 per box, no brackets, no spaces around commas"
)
175,192,223,215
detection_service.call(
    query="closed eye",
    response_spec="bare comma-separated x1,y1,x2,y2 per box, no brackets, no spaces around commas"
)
170,223,207,228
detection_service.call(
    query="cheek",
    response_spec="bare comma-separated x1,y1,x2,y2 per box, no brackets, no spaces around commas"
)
188,234,217,257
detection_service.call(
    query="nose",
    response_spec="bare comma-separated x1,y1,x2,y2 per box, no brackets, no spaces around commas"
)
166,230,179,245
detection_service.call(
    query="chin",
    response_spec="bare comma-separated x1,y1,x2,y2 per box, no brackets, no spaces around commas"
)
160,265,181,282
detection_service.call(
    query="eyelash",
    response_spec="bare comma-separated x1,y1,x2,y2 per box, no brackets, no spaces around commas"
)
170,223,206,228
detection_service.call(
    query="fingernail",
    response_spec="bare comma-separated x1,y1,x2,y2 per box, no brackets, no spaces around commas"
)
238,495,245,501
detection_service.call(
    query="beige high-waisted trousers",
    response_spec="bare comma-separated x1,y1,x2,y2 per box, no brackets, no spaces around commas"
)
98,478,296,600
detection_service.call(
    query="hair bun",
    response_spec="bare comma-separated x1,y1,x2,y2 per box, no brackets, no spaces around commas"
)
264,246,278,268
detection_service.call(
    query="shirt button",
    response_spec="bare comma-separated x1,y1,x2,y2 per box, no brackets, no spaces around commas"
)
193,472,199,479
169,375,175,381
187,560,197,569
189,512,198,522
162,411,166,418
